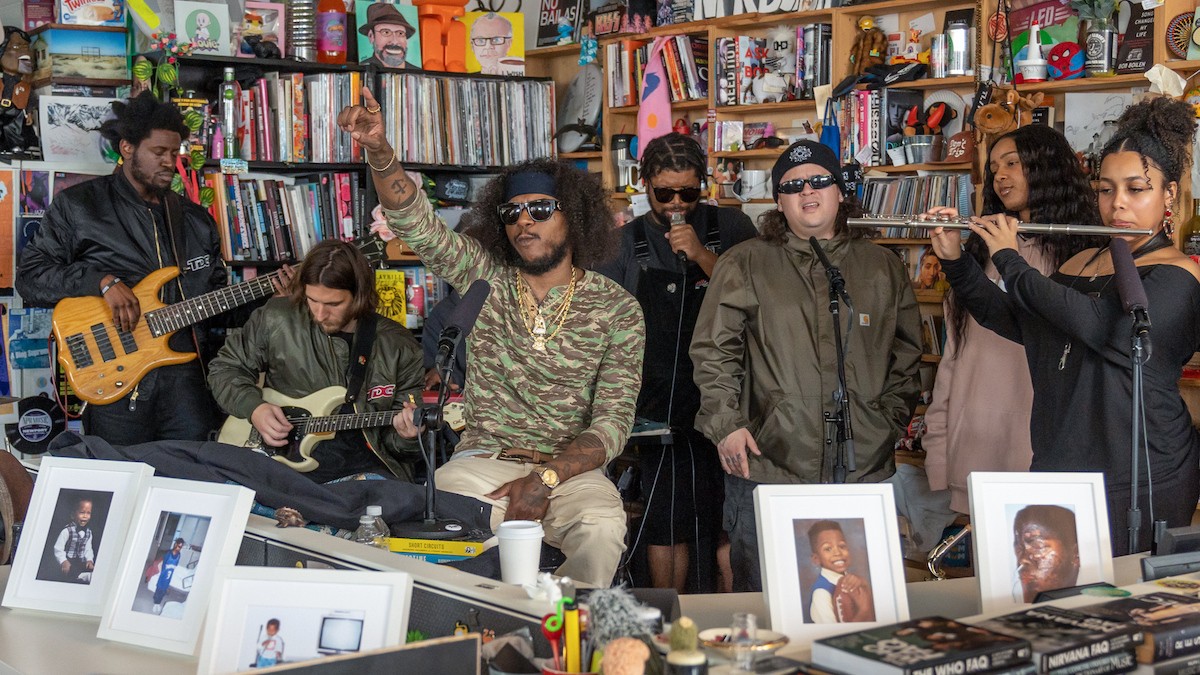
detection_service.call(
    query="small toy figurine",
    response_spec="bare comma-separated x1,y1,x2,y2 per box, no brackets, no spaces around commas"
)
557,15,575,45
0,27,36,154
849,16,887,75
1046,41,1084,80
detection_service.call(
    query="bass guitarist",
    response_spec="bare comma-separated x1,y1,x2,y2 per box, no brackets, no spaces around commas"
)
16,92,276,444
208,239,425,483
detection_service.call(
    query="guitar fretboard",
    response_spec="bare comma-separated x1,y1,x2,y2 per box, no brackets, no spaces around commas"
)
292,410,398,435
145,271,281,337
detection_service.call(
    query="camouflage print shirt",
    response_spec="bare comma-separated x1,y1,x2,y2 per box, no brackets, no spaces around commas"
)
384,195,645,461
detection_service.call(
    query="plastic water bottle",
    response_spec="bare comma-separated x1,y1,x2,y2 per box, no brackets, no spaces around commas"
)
366,505,391,542
353,515,386,550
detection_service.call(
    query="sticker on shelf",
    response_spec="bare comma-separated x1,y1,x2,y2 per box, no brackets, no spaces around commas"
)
220,159,249,175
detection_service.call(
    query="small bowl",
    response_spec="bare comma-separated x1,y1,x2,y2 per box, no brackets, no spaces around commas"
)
698,628,789,658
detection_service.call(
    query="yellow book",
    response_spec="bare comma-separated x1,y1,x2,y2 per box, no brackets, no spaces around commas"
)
374,269,406,322
387,538,486,557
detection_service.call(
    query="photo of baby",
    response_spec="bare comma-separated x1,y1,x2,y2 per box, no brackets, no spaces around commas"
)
794,518,876,624
35,488,114,585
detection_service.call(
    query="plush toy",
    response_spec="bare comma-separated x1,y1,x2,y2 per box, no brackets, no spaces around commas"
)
849,16,887,76
973,85,1044,141
414,0,467,71
0,27,36,154
905,102,958,136
1046,42,1084,80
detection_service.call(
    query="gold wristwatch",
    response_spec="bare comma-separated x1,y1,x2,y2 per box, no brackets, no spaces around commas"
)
533,466,561,490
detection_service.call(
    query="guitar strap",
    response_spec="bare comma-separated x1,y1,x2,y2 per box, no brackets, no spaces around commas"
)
161,190,210,367
340,312,378,414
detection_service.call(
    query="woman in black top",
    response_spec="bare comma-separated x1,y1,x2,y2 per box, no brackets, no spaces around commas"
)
930,98,1200,555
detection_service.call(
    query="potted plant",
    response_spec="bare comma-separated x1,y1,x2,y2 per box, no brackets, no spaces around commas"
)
1069,0,1117,77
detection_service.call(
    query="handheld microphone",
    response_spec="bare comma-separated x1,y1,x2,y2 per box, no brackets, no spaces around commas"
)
808,236,846,293
669,212,689,264
434,279,491,373
1110,238,1151,336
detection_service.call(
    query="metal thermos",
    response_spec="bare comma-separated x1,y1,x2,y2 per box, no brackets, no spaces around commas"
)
930,34,948,78
946,20,971,76
1084,21,1117,76
289,0,317,61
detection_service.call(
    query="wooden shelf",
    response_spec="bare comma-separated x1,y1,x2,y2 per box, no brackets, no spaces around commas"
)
526,43,583,58
1020,73,1148,93
1166,60,1200,72
1180,377,1200,389
711,148,786,159
839,0,974,14
914,289,947,304
717,198,774,205
610,192,631,200
610,98,709,114
715,99,816,114
921,354,943,363
560,151,603,159
887,75,975,90
864,162,972,173
723,8,833,28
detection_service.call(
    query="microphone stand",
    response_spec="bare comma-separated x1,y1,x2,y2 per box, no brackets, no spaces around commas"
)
810,238,857,483
393,339,465,540
1127,313,1152,554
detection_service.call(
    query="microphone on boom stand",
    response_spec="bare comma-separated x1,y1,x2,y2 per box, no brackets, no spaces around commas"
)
809,237,857,482
394,279,491,540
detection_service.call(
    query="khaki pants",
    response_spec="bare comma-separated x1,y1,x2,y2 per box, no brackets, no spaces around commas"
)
436,455,627,588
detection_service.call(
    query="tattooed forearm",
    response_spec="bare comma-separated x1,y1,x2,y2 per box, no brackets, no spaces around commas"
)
545,433,608,483
370,153,418,210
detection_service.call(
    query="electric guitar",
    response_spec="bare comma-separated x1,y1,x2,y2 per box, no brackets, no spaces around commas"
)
217,385,466,472
52,237,387,406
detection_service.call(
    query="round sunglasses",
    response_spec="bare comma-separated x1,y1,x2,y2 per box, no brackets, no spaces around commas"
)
498,198,562,225
776,174,837,194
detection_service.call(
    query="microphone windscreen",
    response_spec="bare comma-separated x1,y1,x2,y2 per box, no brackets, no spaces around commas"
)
447,279,492,339
1110,238,1148,314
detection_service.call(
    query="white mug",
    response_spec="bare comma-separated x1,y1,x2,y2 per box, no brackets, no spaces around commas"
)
733,169,771,202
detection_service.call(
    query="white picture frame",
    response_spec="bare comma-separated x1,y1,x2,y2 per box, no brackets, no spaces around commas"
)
174,0,232,56
968,471,1114,614
754,484,909,643
97,477,254,655
37,95,120,164
3,457,154,616
198,567,413,673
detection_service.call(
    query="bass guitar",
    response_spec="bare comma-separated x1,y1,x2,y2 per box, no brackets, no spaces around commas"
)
217,385,465,472
52,237,386,405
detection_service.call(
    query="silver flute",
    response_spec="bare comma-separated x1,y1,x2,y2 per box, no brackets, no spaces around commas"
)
848,214,1154,237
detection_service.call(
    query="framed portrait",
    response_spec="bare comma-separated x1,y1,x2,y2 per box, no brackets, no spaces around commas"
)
174,0,232,56
462,11,525,76
198,567,413,673
3,457,153,616
97,477,255,655
968,472,1114,614
355,1,422,69
754,484,909,643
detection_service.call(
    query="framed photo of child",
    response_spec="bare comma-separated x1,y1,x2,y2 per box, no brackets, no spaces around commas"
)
2,457,154,616
97,477,254,655
197,567,413,673
968,472,1114,614
754,484,909,643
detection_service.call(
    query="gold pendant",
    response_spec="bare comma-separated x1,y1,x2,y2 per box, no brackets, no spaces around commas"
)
533,314,547,336
533,335,547,351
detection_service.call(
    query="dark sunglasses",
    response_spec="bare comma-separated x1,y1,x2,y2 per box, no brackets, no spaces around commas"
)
777,174,838,194
498,198,562,225
651,185,703,203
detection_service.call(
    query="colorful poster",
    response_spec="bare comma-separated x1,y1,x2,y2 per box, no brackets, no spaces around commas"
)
462,11,525,76
0,170,14,288
52,172,98,197
355,1,422,69
20,170,49,216
7,308,52,370
37,95,119,164
174,0,232,56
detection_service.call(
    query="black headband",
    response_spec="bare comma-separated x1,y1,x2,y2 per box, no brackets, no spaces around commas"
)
503,171,557,201
771,140,857,199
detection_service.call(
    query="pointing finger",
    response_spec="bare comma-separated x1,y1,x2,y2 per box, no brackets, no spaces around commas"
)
361,86,379,110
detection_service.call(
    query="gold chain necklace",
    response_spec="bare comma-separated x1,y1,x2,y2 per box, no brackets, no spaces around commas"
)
515,268,578,351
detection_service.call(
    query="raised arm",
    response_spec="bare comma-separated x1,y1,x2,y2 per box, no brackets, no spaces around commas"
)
339,87,421,211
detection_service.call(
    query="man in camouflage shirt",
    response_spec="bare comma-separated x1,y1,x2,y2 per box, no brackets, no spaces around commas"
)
339,89,644,587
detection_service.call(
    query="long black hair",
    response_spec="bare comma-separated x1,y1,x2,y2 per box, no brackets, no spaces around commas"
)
459,158,618,271
949,125,1105,353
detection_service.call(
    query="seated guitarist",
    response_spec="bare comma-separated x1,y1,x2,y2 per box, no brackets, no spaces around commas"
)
15,92,262,444
341,88,645,588
208,239,425,483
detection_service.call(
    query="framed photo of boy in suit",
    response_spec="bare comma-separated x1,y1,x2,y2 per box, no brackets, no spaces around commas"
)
754,484,909,643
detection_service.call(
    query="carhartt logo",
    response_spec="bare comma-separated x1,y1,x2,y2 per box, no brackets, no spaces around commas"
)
790,145,812,163
367,384,395,400
358,356,367,365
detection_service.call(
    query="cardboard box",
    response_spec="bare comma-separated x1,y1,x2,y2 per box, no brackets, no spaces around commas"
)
31,24,127,82
57,0,124,26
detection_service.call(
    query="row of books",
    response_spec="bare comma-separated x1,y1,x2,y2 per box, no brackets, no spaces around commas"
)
374,265,453,329
604,35,709,107
376,73,554,168
860,174,974,228
812,591,1200,675
713,25,830,107
843,88,926,167
203,171,368,263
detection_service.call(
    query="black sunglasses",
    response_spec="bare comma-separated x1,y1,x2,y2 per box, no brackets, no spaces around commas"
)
777,174,838,194
498,198,562,225
650,185,703,203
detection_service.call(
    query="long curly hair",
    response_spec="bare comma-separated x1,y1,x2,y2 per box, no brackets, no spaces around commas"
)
1101,96,1196,196
949,125,1105,353
757,195,867,245
458,158,618,270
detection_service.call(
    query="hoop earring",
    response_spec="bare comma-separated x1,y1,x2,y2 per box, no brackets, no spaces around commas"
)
1163,208,1174,236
